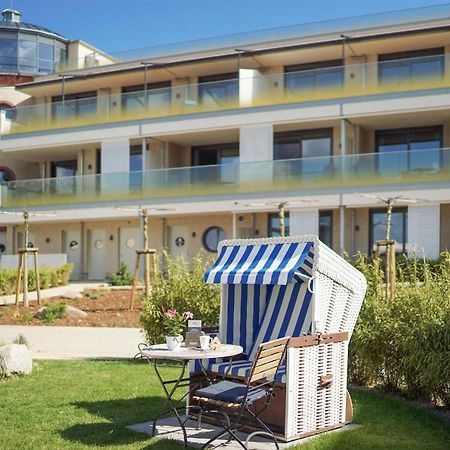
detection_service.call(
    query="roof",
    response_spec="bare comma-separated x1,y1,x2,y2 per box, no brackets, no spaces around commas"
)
0,11,67,42
204,240,314,285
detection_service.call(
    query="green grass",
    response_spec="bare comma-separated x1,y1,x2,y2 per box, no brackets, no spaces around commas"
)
0,360,449,450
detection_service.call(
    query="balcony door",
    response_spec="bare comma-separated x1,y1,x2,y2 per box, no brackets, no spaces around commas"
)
198,73,239,108
192,143,239,184
51,160,77,195
375,126,442,175
274,128,333,179
122,82,171,114
52,91,97,121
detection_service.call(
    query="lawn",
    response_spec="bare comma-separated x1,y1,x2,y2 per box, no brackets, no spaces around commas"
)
0,360,449,450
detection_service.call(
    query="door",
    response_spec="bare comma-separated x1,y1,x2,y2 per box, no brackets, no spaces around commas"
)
168,225,188,259
88,228,106,280
62,229,82,281
119,227,141,273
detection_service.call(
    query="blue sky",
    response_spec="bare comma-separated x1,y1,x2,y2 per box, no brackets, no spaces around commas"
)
7,0,450,53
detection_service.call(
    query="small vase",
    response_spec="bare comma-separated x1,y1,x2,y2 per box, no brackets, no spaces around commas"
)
166,335,183,351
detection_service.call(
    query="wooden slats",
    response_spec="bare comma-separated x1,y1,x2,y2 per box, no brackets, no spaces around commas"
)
289,332,348,348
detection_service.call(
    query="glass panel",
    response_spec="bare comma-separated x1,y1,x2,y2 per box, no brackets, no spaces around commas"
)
219,151,238,183
274,139,300,160
377,132,408,173
411,57,443,79
38,60,53,73
129,150,143,172
0,38,17,71
18,40,37,71
409,129,441,171
319,211,332,247
199,79,239,107
285,66,343,95
269,213,290,237
371,210,406,253
38,43,53,61
52,161,77,177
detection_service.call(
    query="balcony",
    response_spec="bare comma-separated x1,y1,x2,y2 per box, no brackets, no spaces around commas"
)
2,53,450,136
1,148,449,208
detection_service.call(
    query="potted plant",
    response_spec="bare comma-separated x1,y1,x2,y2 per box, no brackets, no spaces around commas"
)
161,307,193,351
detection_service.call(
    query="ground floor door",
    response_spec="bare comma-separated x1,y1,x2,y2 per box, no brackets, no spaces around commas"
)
62,229,82,281
168,225,189,259
119,227,140,273
87,228,106,280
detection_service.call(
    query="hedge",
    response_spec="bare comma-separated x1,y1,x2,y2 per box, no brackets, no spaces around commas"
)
350,253,450,409
0,263,73,295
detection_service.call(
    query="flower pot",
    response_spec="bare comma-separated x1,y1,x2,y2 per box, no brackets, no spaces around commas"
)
165,335,183,351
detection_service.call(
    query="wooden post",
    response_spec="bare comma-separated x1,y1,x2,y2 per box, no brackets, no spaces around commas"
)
278,203,286,238
129,248,156,310
15,247,41,307
33,249,41,306
15,252,23,305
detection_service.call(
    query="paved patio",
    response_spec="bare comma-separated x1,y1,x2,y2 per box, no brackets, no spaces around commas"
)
128,416,359,448
0,325,143,359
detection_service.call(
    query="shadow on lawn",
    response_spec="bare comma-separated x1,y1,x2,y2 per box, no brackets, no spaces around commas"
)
60,396,168,447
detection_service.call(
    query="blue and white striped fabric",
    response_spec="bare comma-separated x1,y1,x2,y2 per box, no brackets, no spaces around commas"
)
204,242,313,285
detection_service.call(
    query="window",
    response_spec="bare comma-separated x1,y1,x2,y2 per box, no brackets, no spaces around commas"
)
122,82,171,113
18,39,37,71
192,143,239,183
50,160,77,195
376,126,442,174
369,208,408,254
319,211,333,248
52,91,97,120
268,213,290,237
38,42,54,73
129,145,144,189
0,167,15,184
0,37,18,71
284,60,343,96
203,226,226,252
198,73,239,107
274,128,333,176
0,102,16,120
378,48,444,85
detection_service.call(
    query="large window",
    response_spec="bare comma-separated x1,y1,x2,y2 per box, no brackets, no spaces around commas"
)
50,160,77,195
192,143,239,183
129,145,144,189
376,126,442,174
0,167,15,184
122,82,171,113
198,73,239,108
52,91,97,120
284,60,343,96
369,208,408,253
319,211,333,248
274,128,333,176
268,213,289,237
378,48,444,85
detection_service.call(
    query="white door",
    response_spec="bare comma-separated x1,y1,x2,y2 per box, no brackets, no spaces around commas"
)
119,227,141,272
88,229,106,280
62,229,82,281
169,225,189,259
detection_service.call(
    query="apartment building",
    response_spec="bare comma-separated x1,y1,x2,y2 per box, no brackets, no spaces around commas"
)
0,4,449,280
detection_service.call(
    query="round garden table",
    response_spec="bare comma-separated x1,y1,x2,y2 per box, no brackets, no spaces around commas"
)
139,343,243,447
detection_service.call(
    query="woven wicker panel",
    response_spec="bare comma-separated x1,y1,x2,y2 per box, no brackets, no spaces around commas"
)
286,341,348,438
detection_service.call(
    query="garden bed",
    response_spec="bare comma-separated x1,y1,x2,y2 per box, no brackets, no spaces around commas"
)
0,289,142,328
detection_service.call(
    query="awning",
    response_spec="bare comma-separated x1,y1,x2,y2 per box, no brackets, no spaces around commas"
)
204,241,313,285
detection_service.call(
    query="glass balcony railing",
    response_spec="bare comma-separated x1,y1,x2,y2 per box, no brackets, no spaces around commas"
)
1,148,449,208
2,53,450,136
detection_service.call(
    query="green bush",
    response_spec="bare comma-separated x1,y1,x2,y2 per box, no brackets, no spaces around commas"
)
40,302,67,323
350,252,450,409
13,334,28,346
140,252,220,345
0,264,73,295
108,262,134,286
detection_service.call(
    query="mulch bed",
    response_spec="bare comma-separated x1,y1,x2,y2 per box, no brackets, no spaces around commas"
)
0,289,142,328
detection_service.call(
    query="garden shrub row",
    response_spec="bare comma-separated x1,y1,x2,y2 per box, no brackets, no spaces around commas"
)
0,263,73,295
350,253,450,409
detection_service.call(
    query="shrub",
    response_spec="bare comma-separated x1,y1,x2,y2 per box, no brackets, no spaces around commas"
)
40,302,67,323
350,252,450,409
0,264,73,295
108,262,134,286
140,252,220,345
83,288,108,299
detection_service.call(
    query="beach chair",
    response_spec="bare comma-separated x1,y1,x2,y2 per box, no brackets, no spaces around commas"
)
198,235,367,442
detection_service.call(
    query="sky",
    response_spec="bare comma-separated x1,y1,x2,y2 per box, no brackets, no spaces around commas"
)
5,0,450,54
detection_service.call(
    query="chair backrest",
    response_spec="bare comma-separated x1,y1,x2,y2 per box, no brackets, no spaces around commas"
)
248,337,290,383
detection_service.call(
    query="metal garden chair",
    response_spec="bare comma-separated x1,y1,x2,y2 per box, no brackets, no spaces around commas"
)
193,336,290,449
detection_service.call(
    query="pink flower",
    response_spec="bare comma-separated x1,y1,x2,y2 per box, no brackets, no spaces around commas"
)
184,311,194,320
165,309,177,319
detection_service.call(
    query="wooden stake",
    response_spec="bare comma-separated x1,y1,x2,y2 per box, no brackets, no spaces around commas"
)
130,253,141,310
34,250,41,306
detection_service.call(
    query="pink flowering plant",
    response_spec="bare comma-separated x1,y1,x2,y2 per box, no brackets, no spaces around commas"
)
161,306,194,336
